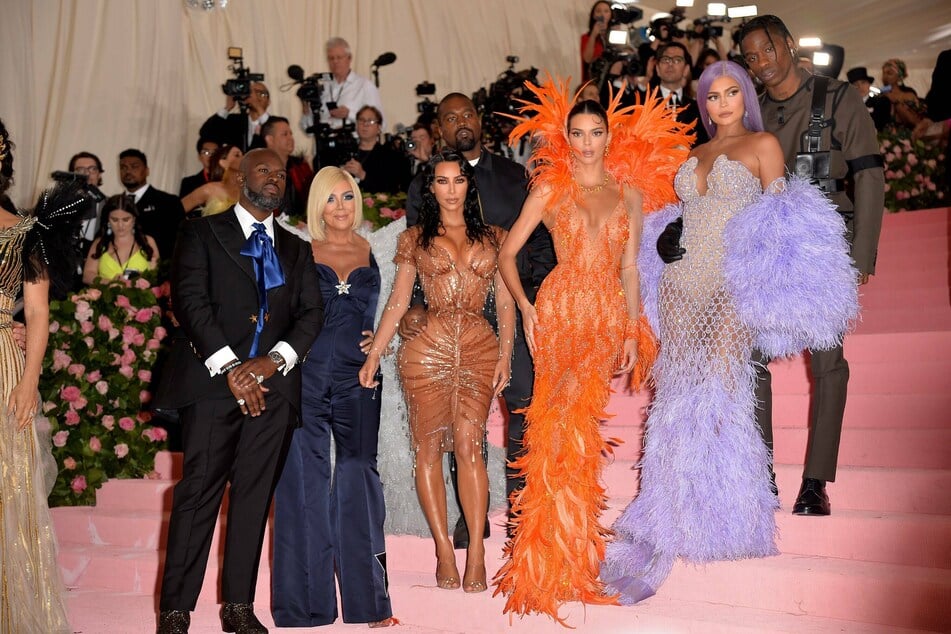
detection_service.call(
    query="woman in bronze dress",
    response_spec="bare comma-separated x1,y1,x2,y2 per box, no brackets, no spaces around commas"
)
359,151,514,593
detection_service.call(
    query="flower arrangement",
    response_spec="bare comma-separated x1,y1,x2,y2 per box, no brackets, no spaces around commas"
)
361,192,407,230
41,275,170,506
879,130,946,212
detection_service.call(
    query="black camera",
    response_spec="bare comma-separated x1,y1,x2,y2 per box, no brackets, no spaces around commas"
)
287,64,332,114
222,47,264,102
50,171,105,221
472,56,539,156
314,123,359,170
610,5,643,25
648,8,687,42
690,17,724,41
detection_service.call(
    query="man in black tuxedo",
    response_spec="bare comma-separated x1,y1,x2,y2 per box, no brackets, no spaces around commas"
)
405,93,556,548
179,137,219,198
118,148,186,264
154,149,323,634
199,82,271,152
651,41,708,147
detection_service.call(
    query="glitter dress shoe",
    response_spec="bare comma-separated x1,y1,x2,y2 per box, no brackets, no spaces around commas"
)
221,603,267,634
156,609,190,634
792,478,831,516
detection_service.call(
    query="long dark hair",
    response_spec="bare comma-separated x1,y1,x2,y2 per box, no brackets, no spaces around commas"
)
566,98,609,132
93,195,155,261
417,150,495,251
0,118,14,199
587,1,612,32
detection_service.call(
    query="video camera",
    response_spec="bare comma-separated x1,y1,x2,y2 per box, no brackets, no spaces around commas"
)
287,64,332,114
222,47,264,103
648,7,688,42
690,16,724,41
50,170,106,222
286,64,358,169
471,56,539,155
415,81,438,119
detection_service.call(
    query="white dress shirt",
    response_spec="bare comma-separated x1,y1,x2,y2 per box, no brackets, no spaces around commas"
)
299,70,384,132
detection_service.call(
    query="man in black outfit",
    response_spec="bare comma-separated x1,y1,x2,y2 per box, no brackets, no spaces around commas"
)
404,93,556,548
199,82,271,151
179,137,219,198
650,41,708,147
154,149,323,634
118,148,186,265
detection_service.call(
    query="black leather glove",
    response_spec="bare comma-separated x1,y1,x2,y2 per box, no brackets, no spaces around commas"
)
657,217,686,264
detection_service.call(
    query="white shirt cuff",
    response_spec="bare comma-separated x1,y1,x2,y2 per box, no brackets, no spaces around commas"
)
206,346,239,376
270,341,299,375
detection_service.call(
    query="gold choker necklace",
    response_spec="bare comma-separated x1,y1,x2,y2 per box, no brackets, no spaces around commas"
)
577,174,609,193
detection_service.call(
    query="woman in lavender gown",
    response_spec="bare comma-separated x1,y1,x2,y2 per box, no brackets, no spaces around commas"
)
602,61,859,603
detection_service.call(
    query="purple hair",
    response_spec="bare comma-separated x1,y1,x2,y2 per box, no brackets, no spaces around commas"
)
696,60,764,139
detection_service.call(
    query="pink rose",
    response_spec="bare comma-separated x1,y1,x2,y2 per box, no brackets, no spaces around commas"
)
154,326,167,340
134,308,153,323
70,475,87,493
143,427,168,442
102,415,115,430
138,369,152,382
137,410,153,423
139,390,152,404
928,182,936,191
89,437,101,453
75,300,93,322
86,370,102,382
63,457,77,470
52,349,72,372
79,320,93,334
114,443,129,458
884,152,895,163
83,336,95,348
364,197,374,207
42,401,56,413
98,315,113,332
61,385,81,402
95,404,103,416
68,363,86,378
119,416,135,431
119,365,134,379
108,327,119,340
151,287,163,298
65,409,81,425
53,431,69,447
907,153,919,167
133,332,146,346
120,349,136,365
116,295,132,309
85,288,102,300
122,325,139,344
146,338,161,350
135,277,151,289
74,397,87,410
95,381,109,395
49,321,60,333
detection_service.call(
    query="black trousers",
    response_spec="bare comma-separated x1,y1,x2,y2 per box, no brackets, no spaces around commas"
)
754,343,849,482
159,393,295,610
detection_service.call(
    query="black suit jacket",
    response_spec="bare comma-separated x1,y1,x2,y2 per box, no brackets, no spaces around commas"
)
136,185,186,263
677,97,709,147
179,170,208,198
406,150,555,291
199,113,266,151
154,208,323,411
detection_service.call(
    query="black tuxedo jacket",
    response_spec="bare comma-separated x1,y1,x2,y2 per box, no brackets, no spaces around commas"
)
199,113,266,151
136,185,186,262
677,97,709,147
179,170,208,198
406,149,555,290
154,208,323,411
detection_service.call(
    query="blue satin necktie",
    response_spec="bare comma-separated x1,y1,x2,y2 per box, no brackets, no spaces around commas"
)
240,222,285,356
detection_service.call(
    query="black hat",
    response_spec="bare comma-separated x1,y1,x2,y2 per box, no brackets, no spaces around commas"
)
846,67,873,84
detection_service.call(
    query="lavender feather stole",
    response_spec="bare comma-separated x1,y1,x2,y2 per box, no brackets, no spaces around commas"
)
723,177,859,358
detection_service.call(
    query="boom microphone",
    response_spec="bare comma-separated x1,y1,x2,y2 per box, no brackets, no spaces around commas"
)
287,64,305,83
372,52,397,67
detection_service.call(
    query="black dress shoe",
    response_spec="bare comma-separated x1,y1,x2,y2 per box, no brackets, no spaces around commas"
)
221,603,267,634
792,478,830,516
451,514,491,550
157,609,190,634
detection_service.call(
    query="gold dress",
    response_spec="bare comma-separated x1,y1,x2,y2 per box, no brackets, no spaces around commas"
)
0,217,70,633
394,225,510,462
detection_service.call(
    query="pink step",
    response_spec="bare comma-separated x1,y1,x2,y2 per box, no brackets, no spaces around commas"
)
859,284,949,309
844,331,951,363
854,306,951,335
771,392,951,428
769,358,950,395
602,461,951,516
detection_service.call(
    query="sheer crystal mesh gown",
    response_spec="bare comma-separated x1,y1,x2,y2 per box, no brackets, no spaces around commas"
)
0,218,71,633
602,156,781,604
494,193,648,622
366,219,506,536
394,225,507,469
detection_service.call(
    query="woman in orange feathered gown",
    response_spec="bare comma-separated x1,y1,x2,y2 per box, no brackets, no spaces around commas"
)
493,79,690,624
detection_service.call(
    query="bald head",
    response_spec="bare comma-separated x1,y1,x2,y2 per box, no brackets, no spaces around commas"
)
238,149,286,217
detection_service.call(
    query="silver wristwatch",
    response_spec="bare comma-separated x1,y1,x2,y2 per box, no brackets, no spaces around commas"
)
268,350,287,370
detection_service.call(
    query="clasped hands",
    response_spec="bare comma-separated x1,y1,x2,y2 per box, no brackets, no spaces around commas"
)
228,357,280,417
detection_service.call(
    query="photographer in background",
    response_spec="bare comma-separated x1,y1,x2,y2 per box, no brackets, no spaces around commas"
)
408,123,434,176
68,151,106,250
199,81,271,150
649,41,708,146
598,48,647,109
581,1,613,82
343,105,410,194
300,37,384,133
263,116,314,215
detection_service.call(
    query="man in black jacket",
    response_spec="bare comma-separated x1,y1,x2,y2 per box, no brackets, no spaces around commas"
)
118,148,186,264
154,149,323,634
179,137,219,198
405,93,556,547
199,82,271,151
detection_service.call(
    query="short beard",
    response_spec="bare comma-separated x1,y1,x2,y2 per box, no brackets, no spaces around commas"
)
454,131,477,153
243,185,283,211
